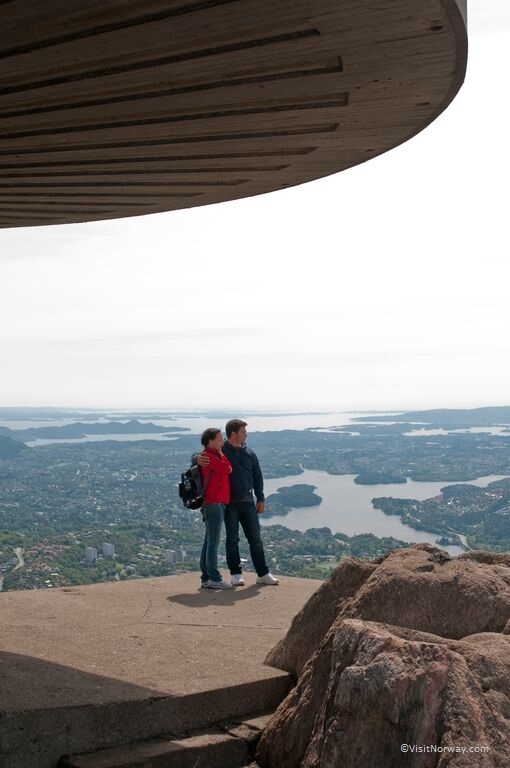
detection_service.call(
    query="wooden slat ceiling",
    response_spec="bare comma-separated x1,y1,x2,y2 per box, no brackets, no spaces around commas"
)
0,0,467,228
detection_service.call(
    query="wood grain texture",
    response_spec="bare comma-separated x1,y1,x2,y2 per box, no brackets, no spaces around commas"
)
0,0,468,228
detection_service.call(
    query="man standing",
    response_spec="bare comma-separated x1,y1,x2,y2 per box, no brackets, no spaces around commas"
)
198,419,278,586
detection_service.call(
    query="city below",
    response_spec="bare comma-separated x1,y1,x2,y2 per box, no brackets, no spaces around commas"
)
1,405,509,591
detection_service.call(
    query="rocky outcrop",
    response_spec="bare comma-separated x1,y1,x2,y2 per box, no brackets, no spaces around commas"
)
265,557,377,676
257,545,510,768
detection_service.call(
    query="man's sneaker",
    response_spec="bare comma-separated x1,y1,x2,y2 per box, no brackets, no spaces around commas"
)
231,574,245,586
200,581,211,589
256,573,279,586
208,580,233,590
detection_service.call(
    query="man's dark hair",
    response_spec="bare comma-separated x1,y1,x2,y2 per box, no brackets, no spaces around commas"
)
201,427,221,447
225,419,247,438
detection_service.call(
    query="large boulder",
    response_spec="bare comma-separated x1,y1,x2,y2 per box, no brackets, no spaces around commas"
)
266,544,510,678
258,619,510,768
257,545,510,768
344,545,510,640
265,557,376,676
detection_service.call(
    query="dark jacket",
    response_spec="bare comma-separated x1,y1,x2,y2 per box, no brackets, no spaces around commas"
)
222,441,265,503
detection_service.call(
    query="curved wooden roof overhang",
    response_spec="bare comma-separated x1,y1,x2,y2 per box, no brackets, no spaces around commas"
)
0,0,467,229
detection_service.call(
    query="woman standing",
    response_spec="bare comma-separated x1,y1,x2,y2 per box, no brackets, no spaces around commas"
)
199,428,232,589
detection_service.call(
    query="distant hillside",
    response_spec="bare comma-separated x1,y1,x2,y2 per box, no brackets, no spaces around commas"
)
0,435,27,459
0,407,184,420
0,407,102,419
352,406,510,428
3,420,189,440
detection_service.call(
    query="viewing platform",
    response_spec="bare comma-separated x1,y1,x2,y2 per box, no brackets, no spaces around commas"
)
0,572,322,767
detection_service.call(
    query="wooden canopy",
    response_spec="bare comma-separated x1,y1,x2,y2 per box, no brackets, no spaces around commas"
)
0,0,467,228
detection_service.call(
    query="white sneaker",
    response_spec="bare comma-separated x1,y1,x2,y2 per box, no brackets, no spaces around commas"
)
231,574,245,586
256,573,279,586
200,581,211,589
208,580,233,590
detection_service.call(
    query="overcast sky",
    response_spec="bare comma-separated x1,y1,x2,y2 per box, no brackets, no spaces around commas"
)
0,1,508,414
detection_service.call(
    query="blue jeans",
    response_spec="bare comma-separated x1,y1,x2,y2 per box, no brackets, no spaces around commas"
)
200,504,225,583
224,501,269,578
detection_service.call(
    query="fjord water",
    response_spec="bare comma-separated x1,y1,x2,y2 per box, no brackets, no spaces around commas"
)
261,469,509,555
5,411,508,556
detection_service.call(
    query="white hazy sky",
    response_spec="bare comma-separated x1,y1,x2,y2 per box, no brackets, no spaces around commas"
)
0,1,508,414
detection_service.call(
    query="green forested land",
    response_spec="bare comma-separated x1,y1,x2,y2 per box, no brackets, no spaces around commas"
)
1,418,510,589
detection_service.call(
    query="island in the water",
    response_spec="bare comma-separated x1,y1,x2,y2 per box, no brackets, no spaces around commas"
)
266,484,322,516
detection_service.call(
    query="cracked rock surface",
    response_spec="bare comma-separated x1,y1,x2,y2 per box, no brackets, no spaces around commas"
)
258,545,510,768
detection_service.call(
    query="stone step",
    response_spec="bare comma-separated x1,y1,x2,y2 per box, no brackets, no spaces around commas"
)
60,712,272,768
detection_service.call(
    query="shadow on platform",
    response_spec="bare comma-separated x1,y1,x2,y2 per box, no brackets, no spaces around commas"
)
0,572,322,767
167,584,263,608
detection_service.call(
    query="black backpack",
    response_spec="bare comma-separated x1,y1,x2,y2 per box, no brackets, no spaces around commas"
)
178,464,205,510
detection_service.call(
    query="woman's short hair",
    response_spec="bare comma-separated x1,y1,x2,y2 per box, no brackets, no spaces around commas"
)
201,427,221,447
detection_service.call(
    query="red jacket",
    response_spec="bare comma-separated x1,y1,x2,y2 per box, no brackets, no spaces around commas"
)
201,447,232,504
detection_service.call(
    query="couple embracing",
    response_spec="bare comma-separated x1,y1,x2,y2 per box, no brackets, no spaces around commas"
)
197,418,279,590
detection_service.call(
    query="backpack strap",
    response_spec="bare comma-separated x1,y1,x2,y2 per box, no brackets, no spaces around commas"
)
202,468,213,497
